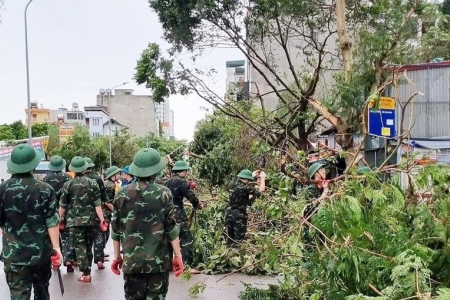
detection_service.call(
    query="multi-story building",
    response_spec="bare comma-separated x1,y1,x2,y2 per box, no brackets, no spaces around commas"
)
225,60,249,101
155,101,170,123
96,89,157,137
168,109,175,138
25,101,51,124
84,106,109,137
246,10,341,111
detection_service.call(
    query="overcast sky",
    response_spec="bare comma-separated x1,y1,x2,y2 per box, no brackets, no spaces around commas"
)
0,0,242,141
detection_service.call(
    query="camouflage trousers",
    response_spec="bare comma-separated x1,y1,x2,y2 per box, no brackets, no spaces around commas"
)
173,207,194,266
61,229,76,265
93,223,109,263
225,207,248,247
70,226,98,275
123,272,169,300
4,262,51,300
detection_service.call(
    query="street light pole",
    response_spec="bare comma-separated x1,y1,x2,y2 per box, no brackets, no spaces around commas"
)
25,0,35,144
129,106,146,134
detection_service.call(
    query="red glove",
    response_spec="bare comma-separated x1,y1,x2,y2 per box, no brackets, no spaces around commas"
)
188,181,196,191
51,249,62,268
172,256,184,277
100,221,109,232
111,257,123,275
58,220,66,231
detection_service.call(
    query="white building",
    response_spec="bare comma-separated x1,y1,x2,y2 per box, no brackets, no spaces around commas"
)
226,60,246,89
84,106,109,138
155,100,175,139
103,118,126,136
155,101,170,123
169,109,175,138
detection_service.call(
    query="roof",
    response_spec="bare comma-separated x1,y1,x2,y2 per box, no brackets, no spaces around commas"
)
103,118,125,127
393,60,450,72
407,137,450,149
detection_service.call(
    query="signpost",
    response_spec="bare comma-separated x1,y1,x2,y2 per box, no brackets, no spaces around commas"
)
59,125,75,143
368,97,396,139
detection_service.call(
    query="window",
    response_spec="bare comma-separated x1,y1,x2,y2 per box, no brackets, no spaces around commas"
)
92,132,101,138
32,114,37,121
92,118,100,126
125,91,131,95
67,113,77,120
78,113,84,120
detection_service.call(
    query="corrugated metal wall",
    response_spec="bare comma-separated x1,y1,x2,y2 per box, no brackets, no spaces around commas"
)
394,66,450,138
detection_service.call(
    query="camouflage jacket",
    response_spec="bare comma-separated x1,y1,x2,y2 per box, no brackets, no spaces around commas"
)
85,172,108,204
0,174,59,266
60,174,101,227
43,171,72,206
164,175,200,210
103,180,116,221
227,180,261,214
111,180,180,274
301,184,323,218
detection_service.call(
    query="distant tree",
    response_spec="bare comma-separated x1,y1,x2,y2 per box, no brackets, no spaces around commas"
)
31,123,50,137
9,121,27,140
0,125,14,141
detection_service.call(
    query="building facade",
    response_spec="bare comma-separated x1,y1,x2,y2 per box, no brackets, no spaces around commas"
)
25,102,51,124
168,109,174,138
96,89,157,137
84,106,109,137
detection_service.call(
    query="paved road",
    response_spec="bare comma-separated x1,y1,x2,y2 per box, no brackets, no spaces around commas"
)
0,237,278,299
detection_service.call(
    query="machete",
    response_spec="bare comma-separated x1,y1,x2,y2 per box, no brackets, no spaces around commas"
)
51,250,65,296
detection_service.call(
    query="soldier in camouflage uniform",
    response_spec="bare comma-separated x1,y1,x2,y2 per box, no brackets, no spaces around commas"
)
59,156,108,283
302,162,330,249
225,169,265,247
164,160,203,271
42,155,77,273
83,157,111,269
103,166,122,253
110,148,184,300
0,144,62,300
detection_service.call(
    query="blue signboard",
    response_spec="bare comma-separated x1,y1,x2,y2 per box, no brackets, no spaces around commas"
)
368,97,396,139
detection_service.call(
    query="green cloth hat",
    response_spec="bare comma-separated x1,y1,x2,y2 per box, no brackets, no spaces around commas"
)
69,156,88,173
49,156,66,172
106,166,122,179
237,169,254,180
308,162,325,179
129,148,166,177
7,144,42,174
83,157,95,168
7,144,41,174
171,160,191,171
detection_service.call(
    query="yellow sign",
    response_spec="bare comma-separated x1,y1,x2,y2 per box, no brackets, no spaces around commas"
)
379,97,395,109
59,125,75,138
369,97,396,110
382,127,391,136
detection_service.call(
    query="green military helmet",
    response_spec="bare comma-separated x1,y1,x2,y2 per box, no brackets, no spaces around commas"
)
308,162,325,179
357,166,372,175
69,156,88,173
171,160,191,171
83,157,95,168
129,148,166,177
106,166,122,179
7,144,42,174
237,169,254,180
48,155,66,172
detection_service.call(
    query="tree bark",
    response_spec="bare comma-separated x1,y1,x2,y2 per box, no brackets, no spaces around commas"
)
335,0,353,79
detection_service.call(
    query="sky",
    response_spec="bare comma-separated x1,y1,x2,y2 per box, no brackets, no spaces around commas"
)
0,0,242,141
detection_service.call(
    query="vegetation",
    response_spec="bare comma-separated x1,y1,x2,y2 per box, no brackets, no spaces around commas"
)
49,125,187,170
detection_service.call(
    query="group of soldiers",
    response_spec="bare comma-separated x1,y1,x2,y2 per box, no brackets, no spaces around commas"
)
0,141,274,300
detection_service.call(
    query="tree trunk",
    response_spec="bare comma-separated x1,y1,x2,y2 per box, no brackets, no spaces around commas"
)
336,0,353,79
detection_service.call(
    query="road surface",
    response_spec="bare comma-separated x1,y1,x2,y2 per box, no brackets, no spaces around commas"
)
0,237,278,299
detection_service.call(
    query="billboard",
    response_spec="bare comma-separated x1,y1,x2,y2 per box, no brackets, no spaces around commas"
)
59,125,75,142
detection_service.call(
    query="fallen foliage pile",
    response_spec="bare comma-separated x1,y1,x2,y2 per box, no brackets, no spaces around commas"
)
187,165,450,299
